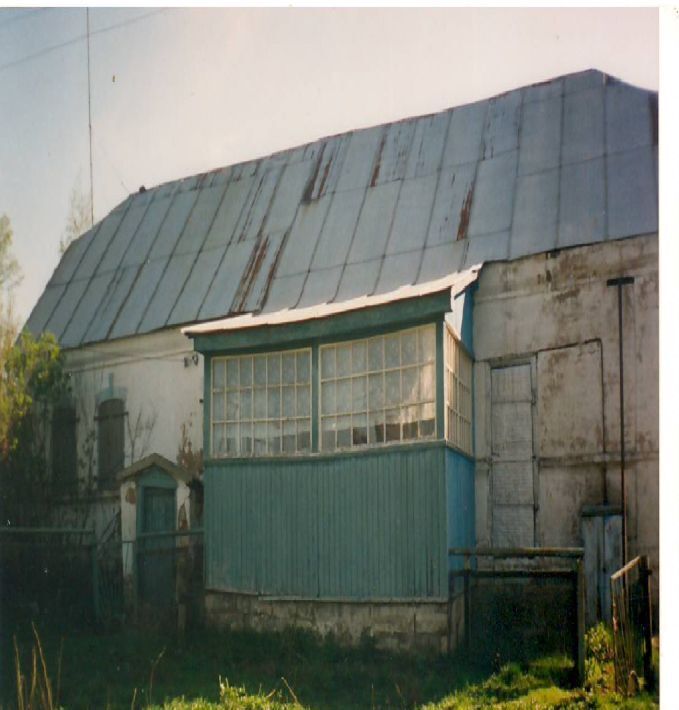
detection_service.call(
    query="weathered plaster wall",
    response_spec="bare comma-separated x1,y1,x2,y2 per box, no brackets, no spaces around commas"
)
472,234,658,597
63,329,203,537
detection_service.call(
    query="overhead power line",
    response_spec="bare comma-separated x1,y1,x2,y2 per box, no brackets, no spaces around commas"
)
0,8,167,75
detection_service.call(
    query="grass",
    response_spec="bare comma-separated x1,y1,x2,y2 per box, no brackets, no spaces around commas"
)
1,624,659,709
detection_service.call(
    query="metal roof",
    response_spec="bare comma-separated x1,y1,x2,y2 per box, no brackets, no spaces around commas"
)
26,69,658,349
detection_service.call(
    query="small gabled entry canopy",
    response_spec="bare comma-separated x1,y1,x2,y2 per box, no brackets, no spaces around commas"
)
117,453,194,486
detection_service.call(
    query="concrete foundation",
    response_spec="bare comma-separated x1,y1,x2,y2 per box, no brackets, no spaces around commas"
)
204,590,464,654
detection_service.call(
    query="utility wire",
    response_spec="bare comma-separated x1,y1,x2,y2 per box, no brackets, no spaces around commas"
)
0,8,167,74
86,7,94,225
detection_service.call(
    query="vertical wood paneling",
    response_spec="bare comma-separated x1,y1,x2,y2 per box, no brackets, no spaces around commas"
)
205,445,448,598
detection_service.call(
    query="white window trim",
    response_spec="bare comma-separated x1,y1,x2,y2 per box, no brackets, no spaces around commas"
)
444,323,473,457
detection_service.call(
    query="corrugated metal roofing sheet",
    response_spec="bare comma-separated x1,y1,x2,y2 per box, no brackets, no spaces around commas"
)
26,69,659,348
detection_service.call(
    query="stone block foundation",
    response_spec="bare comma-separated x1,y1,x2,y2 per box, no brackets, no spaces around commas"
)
204,591,465,654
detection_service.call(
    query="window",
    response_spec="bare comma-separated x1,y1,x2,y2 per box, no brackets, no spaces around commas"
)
97,398,125,487
320,325,436,451
211,349,312,457
445,326,473,455
52,403,77,490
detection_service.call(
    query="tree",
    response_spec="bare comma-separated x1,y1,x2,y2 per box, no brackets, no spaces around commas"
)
0,214,22,293
59,183,92,256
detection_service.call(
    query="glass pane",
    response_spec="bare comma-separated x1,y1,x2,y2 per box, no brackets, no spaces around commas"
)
385,408,401,442
240,388,252,419
368,338,383,371
267,388,281,418
212,391,225,421
385,334,400,368
282,386,295,418
226,423,239,455
336,343,352,378
267,354,280,385
240,356,253,386
282,420,297,453
296,384,310,417
402,405,419,440
402,367,419,404
240,422,253,455
297,420,311,452
321,347,335,379
213,360,226,389
226,359,239,388
369,414,385,444
254,388,267,419
401,331,417,366
352,341,366,374
337,415,352,448
385,371,401,407
297,351,310,383
268,421,281,454
368,373,384,410
352,414,367,446
282,353,296,385
321,381,336,415
421,363,435,402
421,402,436,437
213,424,226,456
254,355,267,385
337,379,351,414
321,417,336,451
352,377,367,412
420,326,436,362
226,389,240,420
254,423,267,455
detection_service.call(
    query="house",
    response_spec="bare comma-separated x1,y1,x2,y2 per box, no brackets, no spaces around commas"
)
25,69,658,649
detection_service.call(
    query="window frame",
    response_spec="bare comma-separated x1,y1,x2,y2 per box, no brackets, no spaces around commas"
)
318,324,437,453
96,397,126,489
210,347,313,459
444,323,473,457
51,402,78,491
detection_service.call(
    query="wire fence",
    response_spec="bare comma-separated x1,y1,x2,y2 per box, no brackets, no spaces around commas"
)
610,555,654,694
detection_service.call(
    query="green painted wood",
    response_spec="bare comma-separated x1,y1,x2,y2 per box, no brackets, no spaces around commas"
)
192,291,450,354
204,444,448,599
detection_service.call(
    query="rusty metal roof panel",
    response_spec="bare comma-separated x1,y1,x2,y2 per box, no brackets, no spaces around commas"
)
467,150,518,237
510,169,559,259
518,95,561,176
275,195,332,278
386,173,438,255
334,259,381,302
26,69,657,348
310,189,364,271
83,266,138,343
562,87,605,164
297,266,343,308
347,182,401,263
607,145,658,240
557,157,606,248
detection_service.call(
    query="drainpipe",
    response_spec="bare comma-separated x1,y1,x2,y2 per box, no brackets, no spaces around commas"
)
606,276,635,566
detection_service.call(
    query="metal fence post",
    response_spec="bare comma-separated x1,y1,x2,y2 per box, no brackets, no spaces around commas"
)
91,538,100,623
463,552,471,651
576,557,586,685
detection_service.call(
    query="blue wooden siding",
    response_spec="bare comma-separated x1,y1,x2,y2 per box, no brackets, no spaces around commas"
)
445,447,476,574
205,443,448,599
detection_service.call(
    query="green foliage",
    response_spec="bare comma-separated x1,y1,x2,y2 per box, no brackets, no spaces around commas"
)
585,623,615,693
0,213,22,293
0,330,71,525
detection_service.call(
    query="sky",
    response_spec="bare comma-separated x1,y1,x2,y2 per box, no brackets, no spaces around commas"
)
0,7,659,324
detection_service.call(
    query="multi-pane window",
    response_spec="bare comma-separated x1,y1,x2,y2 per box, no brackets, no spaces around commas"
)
445,326,473,455
212,349,312,457
97,398,125,488
320,325,436,451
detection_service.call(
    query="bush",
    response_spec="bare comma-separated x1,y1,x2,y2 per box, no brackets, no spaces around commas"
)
585,623,615,692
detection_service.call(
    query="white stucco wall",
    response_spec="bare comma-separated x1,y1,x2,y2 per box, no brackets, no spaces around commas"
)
472,234,658,599
62,328,203,537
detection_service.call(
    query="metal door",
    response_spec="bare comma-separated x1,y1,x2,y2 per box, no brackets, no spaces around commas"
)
139,486,176,608
490,363,536,547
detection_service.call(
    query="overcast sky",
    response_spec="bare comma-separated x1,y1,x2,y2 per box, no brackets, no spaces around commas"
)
0,7,659,324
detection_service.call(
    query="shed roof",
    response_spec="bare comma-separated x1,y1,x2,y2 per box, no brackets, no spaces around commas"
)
26,69,658,349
